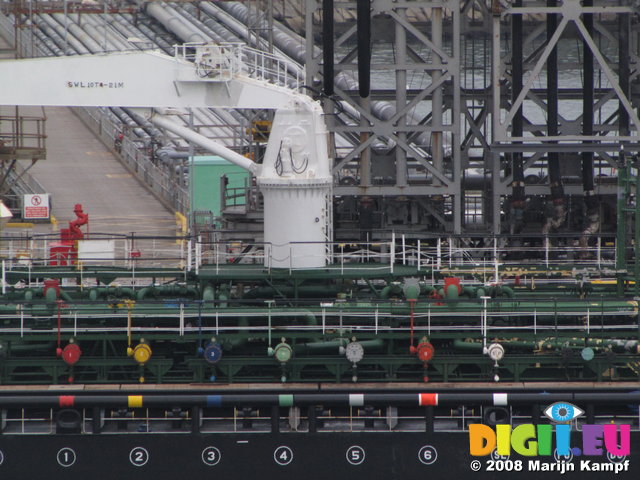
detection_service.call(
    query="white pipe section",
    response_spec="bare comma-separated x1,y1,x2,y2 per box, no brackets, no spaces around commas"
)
150,114,258,174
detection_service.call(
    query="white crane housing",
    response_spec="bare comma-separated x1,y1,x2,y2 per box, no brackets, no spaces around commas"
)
0,44,333,269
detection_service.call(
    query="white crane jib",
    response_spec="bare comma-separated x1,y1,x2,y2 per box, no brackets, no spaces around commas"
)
0,44,333,269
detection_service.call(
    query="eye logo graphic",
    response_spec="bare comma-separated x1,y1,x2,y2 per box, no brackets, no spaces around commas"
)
543,402,584,423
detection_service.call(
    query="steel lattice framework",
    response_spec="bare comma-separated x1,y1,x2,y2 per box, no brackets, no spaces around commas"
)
305,0,639,236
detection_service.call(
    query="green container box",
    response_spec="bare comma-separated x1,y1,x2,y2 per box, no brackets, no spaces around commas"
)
191,155,250,225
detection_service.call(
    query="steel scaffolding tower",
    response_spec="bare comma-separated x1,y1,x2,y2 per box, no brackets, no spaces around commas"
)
306,0,639,237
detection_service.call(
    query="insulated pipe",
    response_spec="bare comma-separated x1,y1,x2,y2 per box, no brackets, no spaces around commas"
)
114,13,174,53
172,5,229,44
30,19,68,55
38,14,91,54
81,15,131,52
195,2,304,80
50,13,103,53
150,115,258,174
208,1,434,154
144,3,208,44
155,4,212,42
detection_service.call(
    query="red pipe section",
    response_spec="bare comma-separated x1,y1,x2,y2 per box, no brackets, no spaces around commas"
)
408,299,416,354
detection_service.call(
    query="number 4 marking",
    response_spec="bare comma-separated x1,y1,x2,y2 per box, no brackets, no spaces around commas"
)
274,446,293,466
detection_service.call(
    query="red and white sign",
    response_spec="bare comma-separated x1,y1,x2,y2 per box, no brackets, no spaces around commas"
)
23,194,50,219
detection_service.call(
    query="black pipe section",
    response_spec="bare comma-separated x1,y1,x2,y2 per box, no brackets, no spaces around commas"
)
546,0,563,202
618,13,630,136
356,0,371,98
510,0,525,234
5,392,640,408
322,0,334,96
581,0,596,212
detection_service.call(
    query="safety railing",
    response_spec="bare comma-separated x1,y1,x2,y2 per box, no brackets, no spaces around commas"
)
174,42,305,89
72,106,190,214
3,404,640,436
0,232,632,285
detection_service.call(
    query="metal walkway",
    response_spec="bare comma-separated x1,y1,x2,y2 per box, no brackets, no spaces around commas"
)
29,106,176,237
0,31,176,239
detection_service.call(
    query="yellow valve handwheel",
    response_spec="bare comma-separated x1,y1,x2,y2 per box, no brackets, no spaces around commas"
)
133,343,152,364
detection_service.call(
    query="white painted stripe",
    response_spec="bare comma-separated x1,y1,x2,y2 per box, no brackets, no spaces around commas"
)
493,393,508,406
349,394,365,406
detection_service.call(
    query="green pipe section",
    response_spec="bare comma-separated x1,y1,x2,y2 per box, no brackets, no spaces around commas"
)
453,338,640,353
60,291,74,303
380,283,402,299
403,284,420,301
222,316,249,350
202,285,215,302
218,286,229,308
294,338,349,353
44,287,57,304
295,338,385,354
243,285,343,299
461,286,476,298
444,284,459,300
419,283,436,295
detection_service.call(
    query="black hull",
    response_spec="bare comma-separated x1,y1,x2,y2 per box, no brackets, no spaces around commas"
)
0,431,636,479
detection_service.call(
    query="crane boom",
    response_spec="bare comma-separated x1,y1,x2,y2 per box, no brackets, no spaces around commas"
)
0,46,296,109
0,44,333,269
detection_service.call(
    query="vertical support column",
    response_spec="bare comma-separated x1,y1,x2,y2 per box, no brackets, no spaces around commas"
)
546,0,560,198
581,0,598,245
395,7,407,187
305,0,319,85
357,0,372,186
635,164,640,296
191,406,201,434
92,407,102,434
491,1,503,234
322,0,334,96
491,1,503,143
616,155,628,297
491,151,501,233
431,7,443,187
619,12,630,137
271,405,280,433
451,3,462,234
510,0,525,235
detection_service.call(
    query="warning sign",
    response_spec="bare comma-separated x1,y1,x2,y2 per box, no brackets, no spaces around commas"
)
23,194,50,219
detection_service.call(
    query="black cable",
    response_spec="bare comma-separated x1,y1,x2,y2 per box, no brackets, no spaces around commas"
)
289,147,308,174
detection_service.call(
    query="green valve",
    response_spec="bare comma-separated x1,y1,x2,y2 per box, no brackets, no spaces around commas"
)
279,394,294,407
274,343,292,363
581,347,595,361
